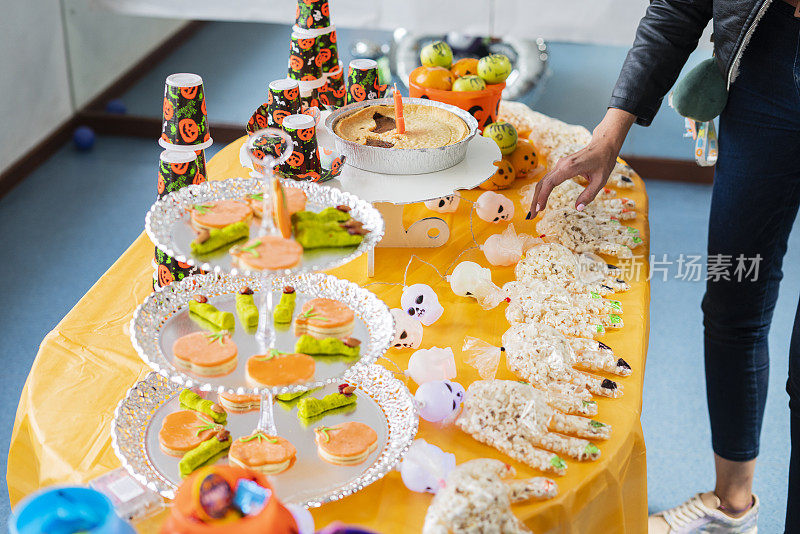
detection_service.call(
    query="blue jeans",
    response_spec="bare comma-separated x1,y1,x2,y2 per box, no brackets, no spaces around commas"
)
701,1,800,530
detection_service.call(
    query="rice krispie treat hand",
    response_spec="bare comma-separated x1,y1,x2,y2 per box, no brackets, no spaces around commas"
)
536,207,643,259
422,458,557,534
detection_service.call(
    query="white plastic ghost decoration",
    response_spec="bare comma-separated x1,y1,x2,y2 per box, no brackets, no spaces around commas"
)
476,191,514,223
415,380,466,423
481,224,542,266
401,284,444,326
447,261,508,310
399,439,457,494
424,192,461,213
390,308,423,349
405,347,457,385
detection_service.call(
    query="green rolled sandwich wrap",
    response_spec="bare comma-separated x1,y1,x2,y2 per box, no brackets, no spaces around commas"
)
235,292,259,329
188,299,235,331
190,221,249,255
291,207,351,225
274,291,296,324
178,434,232,477
297,392,357,420
295,334,360,358
294,222,364,250
178,389,227,424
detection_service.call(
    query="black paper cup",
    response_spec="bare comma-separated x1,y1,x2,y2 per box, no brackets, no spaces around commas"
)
267,78,302,127
154,246,203,289
278,114,322,181
160,73,212,150
321,63,346,109
247,103,270,134
288,32,323,83
346,59,388,104
295,0,330,30
158,150,203,199
195,149,207,181
300,85,321,110
315,27,339,74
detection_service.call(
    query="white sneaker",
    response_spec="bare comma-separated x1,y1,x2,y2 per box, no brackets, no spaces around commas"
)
648,492,758,533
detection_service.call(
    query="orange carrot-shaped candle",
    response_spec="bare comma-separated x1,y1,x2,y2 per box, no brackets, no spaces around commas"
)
393,84,405,134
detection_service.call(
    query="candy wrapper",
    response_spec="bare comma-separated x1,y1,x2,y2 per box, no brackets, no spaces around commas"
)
346,59,388,104
160,73,211,150
481,224,542,266
462,336,503,380
158,150,204,199
448,261,507,310
288,32,323,83
278,113,322,181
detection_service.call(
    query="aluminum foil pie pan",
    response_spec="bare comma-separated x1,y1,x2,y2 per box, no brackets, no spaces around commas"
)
324,97,479,175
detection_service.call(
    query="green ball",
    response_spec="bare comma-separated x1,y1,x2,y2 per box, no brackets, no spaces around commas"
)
452,75,486,92
670,57,728,122
483,121,518,155
477,54,512,84
420,40,453,69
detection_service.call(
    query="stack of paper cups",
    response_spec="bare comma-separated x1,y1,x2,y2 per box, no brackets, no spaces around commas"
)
290,0,340,108
321,62,346,108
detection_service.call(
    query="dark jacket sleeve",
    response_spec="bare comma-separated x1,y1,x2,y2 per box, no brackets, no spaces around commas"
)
610,0,713,126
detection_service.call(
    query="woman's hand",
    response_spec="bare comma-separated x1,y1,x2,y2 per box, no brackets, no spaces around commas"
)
528,108,636,218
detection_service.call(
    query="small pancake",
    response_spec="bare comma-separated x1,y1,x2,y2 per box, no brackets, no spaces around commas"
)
246,351,316,387
229,433,296,475
190,200,253,230
158,410,220,457
294,298,355,338
217,392,260,413
231,236,303,270
173,331,238,377
249,188,307,219
314,421,378,466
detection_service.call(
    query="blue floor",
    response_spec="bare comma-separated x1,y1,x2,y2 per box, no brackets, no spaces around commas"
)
3,21,799,532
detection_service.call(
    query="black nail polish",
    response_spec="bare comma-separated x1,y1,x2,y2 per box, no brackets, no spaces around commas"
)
525,212,532,220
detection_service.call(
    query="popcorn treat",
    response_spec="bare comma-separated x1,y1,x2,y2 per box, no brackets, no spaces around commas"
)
514,243,630,296
422,458,556,534
537,207,643,259
502,323,623,398
522,180,636,220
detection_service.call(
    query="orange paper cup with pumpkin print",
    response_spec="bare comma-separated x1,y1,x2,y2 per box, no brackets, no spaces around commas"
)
158,150,204,199
408,72,505,131
295,0,331,30
160,73,213,150
346,59,388,105
154,246,204,289
288,32,323,83
321,63,346,109
278,114,322,182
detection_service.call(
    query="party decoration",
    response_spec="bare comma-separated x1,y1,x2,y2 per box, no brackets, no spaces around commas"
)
478,157,515,191
268,79,302,127
420,40,454,69
315,28,339,73
450,57,479,78
160,73,211,150
390,308,423,349
414,380,465,423
295,0,331,30
476,191,514,223
422,459,557,532
322,64,346,109
509,139,539,178
288,32,323,83
400,284,444,326
477,54,512,84
346,59,387,104
423,192,460,213
278,114,322,181
399,439,456,494
409,66,454,91
482,121,518,155
452,75,486,92
481,224,541,266
405,347,456,385
448,261,507,310
154,247,202,290
158,150,204,199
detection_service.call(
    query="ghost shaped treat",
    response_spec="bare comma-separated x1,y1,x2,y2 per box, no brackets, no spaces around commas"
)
415,380,466,423
476,191,514,223
390,308,423,349
424,192,461,213
399,439,456,494
448,261,507,310
405,347,457,385
401,284,444,326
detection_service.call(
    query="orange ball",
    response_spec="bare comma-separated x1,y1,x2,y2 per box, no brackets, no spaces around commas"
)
509,139,539,178
410,66,453,91
451,57,480,78
479,157,516,190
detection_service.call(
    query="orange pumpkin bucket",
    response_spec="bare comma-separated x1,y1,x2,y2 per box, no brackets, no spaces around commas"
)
408,72,505,132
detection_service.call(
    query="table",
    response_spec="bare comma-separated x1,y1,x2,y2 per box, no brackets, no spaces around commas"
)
8,134,650,533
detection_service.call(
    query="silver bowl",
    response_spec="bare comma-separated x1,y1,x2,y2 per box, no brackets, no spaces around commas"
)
325,97,478,175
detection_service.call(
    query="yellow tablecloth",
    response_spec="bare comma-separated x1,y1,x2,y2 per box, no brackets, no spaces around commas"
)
8,136,650,533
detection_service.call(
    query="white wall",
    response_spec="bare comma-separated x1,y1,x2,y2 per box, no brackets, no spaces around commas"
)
0,0,185,172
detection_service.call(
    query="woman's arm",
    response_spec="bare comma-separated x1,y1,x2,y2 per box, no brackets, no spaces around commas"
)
529,0,713,216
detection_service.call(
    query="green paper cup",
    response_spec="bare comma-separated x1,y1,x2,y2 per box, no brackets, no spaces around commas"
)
278,114,322,181
154,246,203,289
288,32,323,83
160,73,212,150
346,59,388,104
295,0,330,30
158,150,203,199
321,63,346,109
